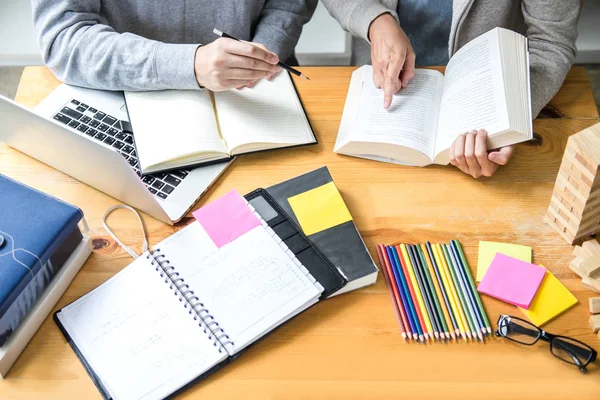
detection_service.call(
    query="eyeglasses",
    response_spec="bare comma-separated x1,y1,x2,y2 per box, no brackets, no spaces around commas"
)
495,315,597,373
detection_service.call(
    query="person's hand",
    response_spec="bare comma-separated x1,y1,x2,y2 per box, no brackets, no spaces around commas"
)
368,13,415,109
194,38,281,91
448,129,514,178
236,43,281,90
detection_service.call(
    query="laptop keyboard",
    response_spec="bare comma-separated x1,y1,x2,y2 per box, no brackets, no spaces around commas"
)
52,99,189,200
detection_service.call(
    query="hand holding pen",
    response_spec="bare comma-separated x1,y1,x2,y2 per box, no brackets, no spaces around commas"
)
193,32,282,91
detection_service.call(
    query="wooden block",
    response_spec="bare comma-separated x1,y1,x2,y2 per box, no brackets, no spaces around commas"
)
582,277,600,293
582,239,600,256
569,258,586,278
590,297,600,314
590,314,600,333
578,255,600,278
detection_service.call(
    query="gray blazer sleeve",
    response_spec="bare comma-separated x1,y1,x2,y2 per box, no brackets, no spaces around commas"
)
31,0,199,91
522,0,580,118
320,0,397,42
252,0,318,62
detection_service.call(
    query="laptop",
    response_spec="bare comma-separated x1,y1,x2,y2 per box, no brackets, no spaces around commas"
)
0,84,231,224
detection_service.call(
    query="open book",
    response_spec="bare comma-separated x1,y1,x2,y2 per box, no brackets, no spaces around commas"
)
54,193,323,400
125,72,317,175
334,28,533,166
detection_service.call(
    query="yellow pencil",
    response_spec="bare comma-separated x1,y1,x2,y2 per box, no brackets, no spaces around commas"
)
433,243,469,342
400,244,435,342
420,243,455,340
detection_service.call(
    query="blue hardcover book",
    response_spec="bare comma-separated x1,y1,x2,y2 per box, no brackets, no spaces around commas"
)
0,174,83,346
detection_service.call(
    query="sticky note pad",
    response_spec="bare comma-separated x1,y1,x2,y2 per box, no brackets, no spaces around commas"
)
477,241,532,282
477,253,546,309
193,189,261,248
518,265,578,326
287,182,352,236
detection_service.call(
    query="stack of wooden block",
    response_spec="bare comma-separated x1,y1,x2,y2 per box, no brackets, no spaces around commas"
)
570,238,600,293
590,298,600,341
545,122,600,245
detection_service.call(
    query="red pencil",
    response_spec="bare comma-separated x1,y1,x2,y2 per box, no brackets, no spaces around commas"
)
376,245,410,341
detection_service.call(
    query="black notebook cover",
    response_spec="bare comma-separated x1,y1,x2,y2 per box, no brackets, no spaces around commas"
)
54,190,343,399
265,167,378,295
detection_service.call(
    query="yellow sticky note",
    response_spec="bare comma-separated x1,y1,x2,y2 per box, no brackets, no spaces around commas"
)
477,241,532,282
288,182,353,236
519,265,578,326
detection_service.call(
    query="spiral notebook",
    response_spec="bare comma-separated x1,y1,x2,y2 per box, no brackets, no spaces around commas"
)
54,191,324,400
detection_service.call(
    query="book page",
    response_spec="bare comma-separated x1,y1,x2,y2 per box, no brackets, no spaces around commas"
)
161,221,321,355
435,29,510,157
213,72,315,153
57,255,226,400
354,67,444,160
124,90,229,172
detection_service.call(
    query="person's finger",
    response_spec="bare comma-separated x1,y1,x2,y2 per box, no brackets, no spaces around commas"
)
214,79,255,91
448,141,457,166
453,133,470,175
373,64,383,89
219,38,279,64
246,80,257,88
223,67,272,81
488,145,515,166
474,129,497,177
464,130,481,178
400,50,416,88
266,69,281,81
383,55,404,109
223,52,279,73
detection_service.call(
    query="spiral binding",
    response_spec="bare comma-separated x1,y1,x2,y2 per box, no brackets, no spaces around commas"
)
146,249,235,353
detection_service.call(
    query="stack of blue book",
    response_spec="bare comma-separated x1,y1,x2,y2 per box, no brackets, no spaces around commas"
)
0,174,91,376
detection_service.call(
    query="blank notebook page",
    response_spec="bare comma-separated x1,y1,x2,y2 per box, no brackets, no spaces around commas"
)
213,72,314,153
161,220,322,355
56,255,226,400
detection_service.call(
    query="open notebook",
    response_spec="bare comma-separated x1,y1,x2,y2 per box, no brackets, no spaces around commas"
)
334,27,533,166
54,191,323,400
125,72,317,175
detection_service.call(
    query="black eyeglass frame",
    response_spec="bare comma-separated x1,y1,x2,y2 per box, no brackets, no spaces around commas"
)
495,314,597,373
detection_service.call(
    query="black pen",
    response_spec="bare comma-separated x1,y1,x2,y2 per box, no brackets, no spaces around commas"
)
213,28,310,80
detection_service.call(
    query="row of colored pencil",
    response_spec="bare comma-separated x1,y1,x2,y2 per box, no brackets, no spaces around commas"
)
375,240,491,343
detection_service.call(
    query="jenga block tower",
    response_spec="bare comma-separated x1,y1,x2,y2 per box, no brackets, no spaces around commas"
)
545,122,600,245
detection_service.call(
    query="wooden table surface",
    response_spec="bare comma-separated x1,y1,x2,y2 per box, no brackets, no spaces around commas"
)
1,66,600,399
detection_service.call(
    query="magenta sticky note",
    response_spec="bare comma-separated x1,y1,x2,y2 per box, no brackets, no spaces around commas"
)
192,189,261,248
477,253,546,309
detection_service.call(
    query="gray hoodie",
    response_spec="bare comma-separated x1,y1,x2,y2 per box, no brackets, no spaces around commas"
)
321,0,580,118
31,0,317,91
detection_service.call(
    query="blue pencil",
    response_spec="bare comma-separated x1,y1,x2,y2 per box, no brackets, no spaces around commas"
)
382,246,416,340
388,246,424,343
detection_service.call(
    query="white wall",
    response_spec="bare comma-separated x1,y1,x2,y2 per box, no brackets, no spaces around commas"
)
0,0,598,67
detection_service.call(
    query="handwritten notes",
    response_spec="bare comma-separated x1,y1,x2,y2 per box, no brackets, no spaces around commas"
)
477,253,546,309
477,241,532,282
193,190,261,248
288,182,353,236
519,265,578,326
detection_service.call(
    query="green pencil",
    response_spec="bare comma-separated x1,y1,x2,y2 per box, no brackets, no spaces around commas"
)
452,240,492,335
416,245,450,340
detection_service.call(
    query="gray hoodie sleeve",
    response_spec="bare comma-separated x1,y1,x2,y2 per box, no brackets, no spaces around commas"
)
252,0,318,62
31,0,200,91
522,0,579,118
320,0,397,43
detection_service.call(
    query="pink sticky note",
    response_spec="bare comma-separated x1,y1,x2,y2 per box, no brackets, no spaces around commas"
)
193,189,261,248
477,253,546,309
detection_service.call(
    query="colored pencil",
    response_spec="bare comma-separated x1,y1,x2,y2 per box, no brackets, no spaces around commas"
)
407,245,442,341
418,244,453,340
442,243,482,342
398,245,434,342
424,242,459,340
448,242,486,340
412,245,448,341
376,245,408,340
384,245,418,340
451,240,492,335
433,243,469,341
389,246,425,343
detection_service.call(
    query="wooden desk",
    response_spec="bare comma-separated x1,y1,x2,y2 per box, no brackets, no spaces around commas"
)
1,67,600,399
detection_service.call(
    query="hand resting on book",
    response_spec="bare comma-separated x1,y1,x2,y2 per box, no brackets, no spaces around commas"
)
448,129,514,178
